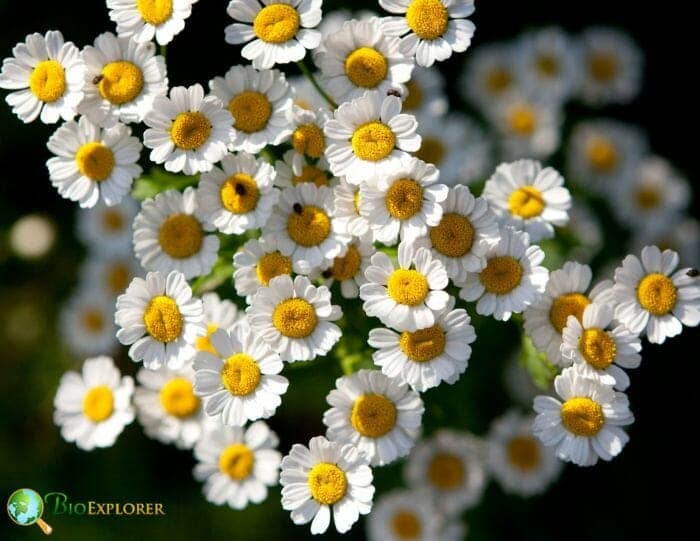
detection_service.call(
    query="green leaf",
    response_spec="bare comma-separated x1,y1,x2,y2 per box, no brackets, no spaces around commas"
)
518,334,558,390
131,168,199,200
190,257,234,296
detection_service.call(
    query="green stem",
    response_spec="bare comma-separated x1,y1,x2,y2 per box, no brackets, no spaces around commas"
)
159,44,167,59
297,59,338,109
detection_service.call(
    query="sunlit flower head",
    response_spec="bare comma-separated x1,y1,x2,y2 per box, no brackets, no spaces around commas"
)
107,0,199,45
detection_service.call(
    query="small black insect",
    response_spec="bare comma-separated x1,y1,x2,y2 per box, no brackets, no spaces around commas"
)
386,88,402,98
322,269,333,279
234,183,246,196
92,74,104,85
293,203,303,214
687,268,699,277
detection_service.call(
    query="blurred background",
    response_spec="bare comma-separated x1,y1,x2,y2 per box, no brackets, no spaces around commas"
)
0,0,696,539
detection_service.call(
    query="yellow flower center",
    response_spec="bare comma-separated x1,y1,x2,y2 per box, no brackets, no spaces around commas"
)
253,3,300,43
535,54,559,76
588,52,618,83
292,165,329,187
272,298,318,338
506,435,541,471
402,79,423,111
75,142,115,182
480,256,523,295
549,293,591,334
228,91,273,134
560,397,605,437
391,510,422,540
507,105,537,136
385,178,423,220
220,173,260,214
29,60,66,103
143,295,183,343
170,111,211,150
579,328,617,370
221,353,261,396
329,245,362,281
98,61,144,105
219,443,255,481
344,47,388,89
414,137,446,166
399,324,446,362
195,323,220,355
158,213,203,259
405,0,449,40
635,187,661,210
255,252,292,286
387,269,429,306
351,121,396,162
106,263,130,294
428,453,464,490
137,0,173,25
430,213,474,258
508,185,545,219
82,385,114,422
636,273,678,316
485,67,512,94
292,123,325,158
586,137,618,172
102,209,125,232
287,205,331,247
350,393,398,438
159,377,200,418
308,463,348,505
82,308,105,333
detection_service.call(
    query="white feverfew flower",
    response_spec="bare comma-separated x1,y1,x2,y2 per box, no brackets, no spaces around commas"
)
0,30,85,124
483,159,571,242
360,241,449,332
459,43,518,109
133,362,205,449
369,297,475,392
487,411,562,497
107,0,198,45
193,328,288,426
247,274,342,362
197,152,279,234
333,178,371,238
194,421,281,509
133,187,220,280
233,238,294,301
79,32,167,127
209,65,293,154
405,430,487,515
316,9,377,48
53,356,134,451
380,0,475,67
317,233,375,299
115,270,206,369
274,149,334,189
414,185,499,283
47,116,142,208
533,364,634,467
79,253,142,298
400,66,448,117
324,90,420,184
458,226,548,321
612,245,700,344
143,84,233,175
367,489,444,541
280,435,374,534
59,288,119,357
195,292,244,355
288,106,331,162
76,198,139,256
360,156,447,244
323,369,424,466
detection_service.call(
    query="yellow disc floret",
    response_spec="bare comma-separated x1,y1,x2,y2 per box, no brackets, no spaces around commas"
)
143,295,183,343
535,54,559,76
102,209,125,231
560,397,605,437
219,444,255,480
387,269,429,306
588,53,618,83
170,111,211,150
253,3,300,43
391,510,422,540
137,0,173,25
76,142,115,182
292,123,325,158
549,293,590,333
508,185,545,219
220,173,260,214
427,453,464,490
402,79,423,111
82,309,105,332
485,67,512,94
586,137,618,172
221,353,261,396
272,298,318,338
579,328,617,370
406,0,449,40
196,323,220,355
159,377,200,418
345,47,389,89
480,256,523,295
106,263,130,294
158,213,203,259
98,61,144,105
350,393,398,438
329,245,362,281
292,165,329,187
507,105,537,136
287,205,331,247
506,435,541,471
414,137,445,166
385,178,423,220
430,213,474,258
228,91,273,134
351,121,396,162
82,385,114,422
635,187,661,210
256,252,292,286
308,463,348,505
399,325,446,362
29,60,66,103
636,273,677,316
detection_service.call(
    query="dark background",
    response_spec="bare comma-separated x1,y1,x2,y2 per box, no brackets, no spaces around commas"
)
0,0,696,539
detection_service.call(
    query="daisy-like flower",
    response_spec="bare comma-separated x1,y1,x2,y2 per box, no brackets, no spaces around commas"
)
458,226,549,321
76,198,139,256
483,160,571,242
323,369,424,466
107,0,199,45
399,66,448,117
487,411,562,496
379,0,475,67
360,241,449,332
333,178,371,238
79,32,167,128
576,27,643,106
317,233,375,299
274,149,334,189
143,84,233,175
359,156,447,244
133,362,205,449
133,187,220,280
561,303,642,391
79,253,141,299
247,274,342,362
115,270,206,369
59,288,119,357
324,90,420,185
225,0,322,69
612,245,700,344
46,116,142,208
459,43,518,109
53,356,134,451
280,435,374,534
193,328,288,426
288,106,331,163
533,364,634,467
368,297,475,392
405,430,487,515
523,261,612,366
209,65,293,154
0,30,84,124
414,185,499,283
194,421,281,509
367,489,444,541
288,74,328,111
316,18,414,103
233,238,294,301
197,152,279,234
195,292,243,355
262,183,349,274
